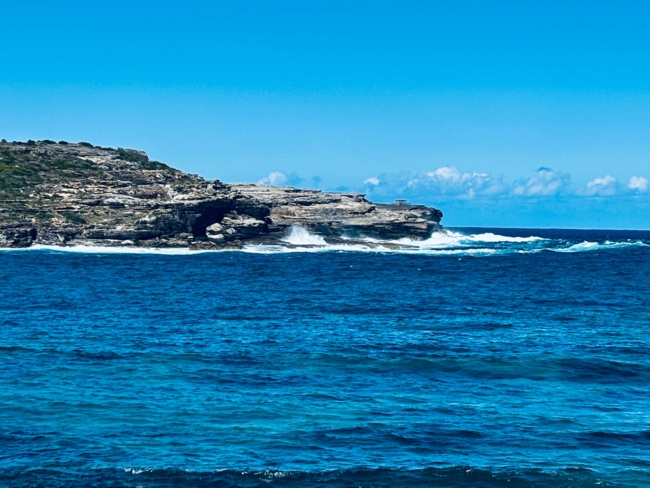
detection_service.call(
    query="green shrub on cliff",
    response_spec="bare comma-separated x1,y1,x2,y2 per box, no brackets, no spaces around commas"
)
117,148,148,164
142,160,173,171
116,148,173,171
0,146,99,199
51,158,94,170
60,211,87,224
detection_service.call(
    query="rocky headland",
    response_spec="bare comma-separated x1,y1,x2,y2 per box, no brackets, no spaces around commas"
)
0,140,442,249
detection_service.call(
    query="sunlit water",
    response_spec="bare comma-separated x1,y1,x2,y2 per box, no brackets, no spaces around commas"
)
1,228,649,487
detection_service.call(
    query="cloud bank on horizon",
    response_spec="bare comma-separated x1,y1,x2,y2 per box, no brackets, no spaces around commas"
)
362,167,648,200
259,166,648,200
258,167,650,228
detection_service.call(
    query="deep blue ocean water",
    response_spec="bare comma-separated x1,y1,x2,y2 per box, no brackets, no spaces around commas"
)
1,228,649,487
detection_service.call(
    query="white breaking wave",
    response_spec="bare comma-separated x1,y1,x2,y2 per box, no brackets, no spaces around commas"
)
242,244,369,254
552,240,648,253
552,241,600,253
241,244,504,256
392,230,545,248
0,230,646,256
0,244,220,255
391,231,466,247
281,225,328,246
464,232,545,243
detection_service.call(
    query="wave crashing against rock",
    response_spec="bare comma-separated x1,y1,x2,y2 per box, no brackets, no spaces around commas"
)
0,140,442,249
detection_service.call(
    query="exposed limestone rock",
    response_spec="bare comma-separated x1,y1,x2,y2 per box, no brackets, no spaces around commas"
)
205,212,268,243
0,140,443,249
231,184,442,240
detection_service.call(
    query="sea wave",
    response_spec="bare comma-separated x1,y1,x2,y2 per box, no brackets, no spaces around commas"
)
0,229,647,256
465,232,546,243
552,241,649,253
0,465,625,488
282,225,328,246
0,244,218,255
392,230,545,247
241,244,503,256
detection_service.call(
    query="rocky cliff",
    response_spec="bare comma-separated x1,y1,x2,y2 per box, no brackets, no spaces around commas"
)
0,140,442,249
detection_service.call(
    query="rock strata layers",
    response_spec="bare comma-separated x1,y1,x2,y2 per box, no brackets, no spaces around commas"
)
0,140,442,249
231,184,442,241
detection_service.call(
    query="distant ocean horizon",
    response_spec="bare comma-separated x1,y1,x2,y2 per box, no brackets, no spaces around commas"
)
2,227,649,487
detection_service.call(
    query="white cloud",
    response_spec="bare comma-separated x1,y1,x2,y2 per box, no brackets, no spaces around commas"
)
258,167,649,208
578,175,619,197
363,176,380,186
363,166,650,204
628,176,648,192
364,166,509,201
258,171,304,187
512,167,571,197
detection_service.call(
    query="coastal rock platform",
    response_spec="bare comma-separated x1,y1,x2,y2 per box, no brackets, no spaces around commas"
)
0,140,442,249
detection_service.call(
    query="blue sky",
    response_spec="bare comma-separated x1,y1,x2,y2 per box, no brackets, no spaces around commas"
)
1,1,649,228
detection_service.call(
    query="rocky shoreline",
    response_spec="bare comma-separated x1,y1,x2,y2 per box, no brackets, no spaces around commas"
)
0,140,442,249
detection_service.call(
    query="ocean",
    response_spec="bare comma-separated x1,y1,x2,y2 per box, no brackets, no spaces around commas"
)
1,228,649,487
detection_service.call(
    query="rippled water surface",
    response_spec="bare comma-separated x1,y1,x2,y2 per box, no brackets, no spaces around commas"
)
1,228,649,487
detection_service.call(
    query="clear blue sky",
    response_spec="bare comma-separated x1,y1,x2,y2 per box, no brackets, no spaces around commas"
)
1,1,649,228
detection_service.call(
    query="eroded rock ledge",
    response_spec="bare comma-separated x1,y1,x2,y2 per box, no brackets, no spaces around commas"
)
0,140,442,249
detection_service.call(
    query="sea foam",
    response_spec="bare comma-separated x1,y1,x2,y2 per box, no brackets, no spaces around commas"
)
392,230,545,248
0,244,220,255
281,225,328,246
0,230,646,257
552,240,648,253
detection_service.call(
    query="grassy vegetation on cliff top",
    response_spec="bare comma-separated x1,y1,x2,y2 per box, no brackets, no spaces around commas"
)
0,140,179,200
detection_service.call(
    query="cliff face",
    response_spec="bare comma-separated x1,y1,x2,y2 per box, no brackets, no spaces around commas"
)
231,184,442,241
0,140,442,249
